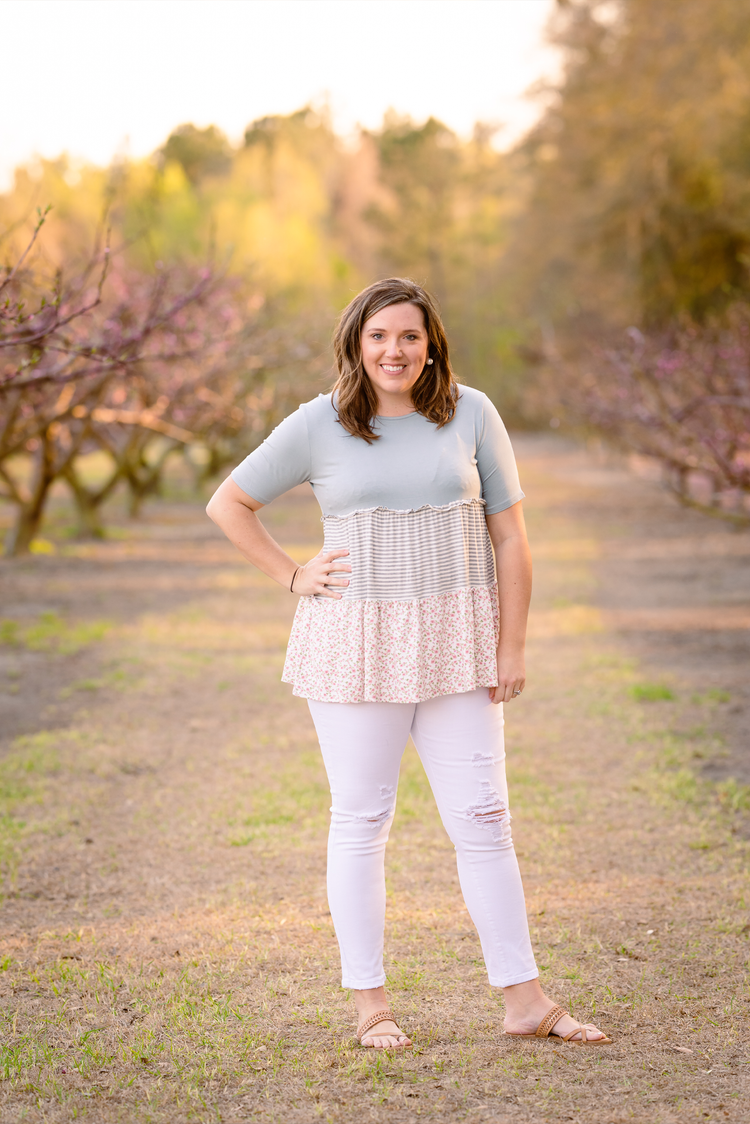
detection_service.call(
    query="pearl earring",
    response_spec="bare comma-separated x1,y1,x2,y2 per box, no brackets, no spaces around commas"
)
426,358,433,365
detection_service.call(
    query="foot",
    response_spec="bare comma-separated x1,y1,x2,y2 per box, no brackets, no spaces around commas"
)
503,981,609,1043
354,986,412,1049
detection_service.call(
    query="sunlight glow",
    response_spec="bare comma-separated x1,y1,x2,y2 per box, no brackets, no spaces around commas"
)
1,0,558,185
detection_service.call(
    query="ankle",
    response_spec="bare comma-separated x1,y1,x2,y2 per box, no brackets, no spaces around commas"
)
502,980,547,1020
353,986,388,1015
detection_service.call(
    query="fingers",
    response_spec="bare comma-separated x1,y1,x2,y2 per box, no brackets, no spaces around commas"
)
490,679,526,704
304,574,350,598
315,549,351,597
292,550,352,598
317,579,350,599
505,678,525,702
323,549,351,570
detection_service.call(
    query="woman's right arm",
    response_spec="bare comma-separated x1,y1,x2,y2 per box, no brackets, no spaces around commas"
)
206,477,350,599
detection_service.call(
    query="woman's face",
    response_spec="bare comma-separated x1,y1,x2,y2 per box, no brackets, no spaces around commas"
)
360,302,430,406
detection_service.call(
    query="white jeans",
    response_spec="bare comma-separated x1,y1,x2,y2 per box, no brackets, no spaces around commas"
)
307,688,538,989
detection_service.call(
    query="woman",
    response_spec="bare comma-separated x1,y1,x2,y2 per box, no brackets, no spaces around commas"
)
207,278,610,1049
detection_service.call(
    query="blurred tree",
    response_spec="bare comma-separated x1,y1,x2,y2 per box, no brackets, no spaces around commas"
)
160,124,233,185
1,103,529,457
0,211,324,552
364,115,515,402
506,0,750,513
508,0,750,334
365,114,460,297
541,310,750,520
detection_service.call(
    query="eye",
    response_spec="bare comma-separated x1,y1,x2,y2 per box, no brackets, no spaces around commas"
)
370,332,384,340
405,334,417,341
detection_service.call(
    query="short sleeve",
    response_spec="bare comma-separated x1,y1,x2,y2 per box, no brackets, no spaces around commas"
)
475,394,525,515
230,406,312,504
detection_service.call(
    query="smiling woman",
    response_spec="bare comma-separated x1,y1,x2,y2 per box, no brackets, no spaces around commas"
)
206,276,611,1052
334,278,456,439
361,304,429,411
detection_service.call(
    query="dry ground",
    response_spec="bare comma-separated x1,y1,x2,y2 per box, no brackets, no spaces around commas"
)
0,436,748,1123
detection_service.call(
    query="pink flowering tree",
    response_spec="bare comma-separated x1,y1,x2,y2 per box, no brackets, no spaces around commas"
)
0,211,319,553
564,309,750,519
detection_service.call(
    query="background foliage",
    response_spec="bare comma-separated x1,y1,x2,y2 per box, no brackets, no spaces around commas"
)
2,0,750,551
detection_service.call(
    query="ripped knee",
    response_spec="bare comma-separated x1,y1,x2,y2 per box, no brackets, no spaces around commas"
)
471,750,499,768
464,780,512,844
331,784,395,828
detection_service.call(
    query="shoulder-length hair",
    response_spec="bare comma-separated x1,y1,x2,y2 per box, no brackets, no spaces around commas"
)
332,277,459,442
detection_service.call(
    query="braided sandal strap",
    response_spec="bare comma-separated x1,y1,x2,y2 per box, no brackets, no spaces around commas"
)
535,1004,567,1038
357,1009,397,1039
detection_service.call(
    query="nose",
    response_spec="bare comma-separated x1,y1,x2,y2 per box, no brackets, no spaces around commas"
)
385,339,403,357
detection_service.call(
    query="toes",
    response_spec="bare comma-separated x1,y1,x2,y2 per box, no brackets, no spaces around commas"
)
570,1023,605,1042
364,1033,411,1049
359,1019,411,1049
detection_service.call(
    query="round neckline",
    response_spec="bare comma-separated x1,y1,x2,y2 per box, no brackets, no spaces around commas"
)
375,411,419,420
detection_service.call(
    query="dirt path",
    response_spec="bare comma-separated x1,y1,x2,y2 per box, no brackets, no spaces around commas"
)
0,437,748,1123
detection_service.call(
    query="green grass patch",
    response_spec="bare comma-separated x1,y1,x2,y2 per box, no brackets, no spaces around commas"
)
0,611,111,655
58,662,144,699
0,728,92,891
226,756,329,845
691,689,731,705
715,777,750,813
629,682,675,702
395,744,437,823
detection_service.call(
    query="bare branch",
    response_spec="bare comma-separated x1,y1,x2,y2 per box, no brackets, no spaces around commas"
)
0,205,52,296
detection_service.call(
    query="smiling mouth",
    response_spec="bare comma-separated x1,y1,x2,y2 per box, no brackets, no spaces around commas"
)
381,364,407,373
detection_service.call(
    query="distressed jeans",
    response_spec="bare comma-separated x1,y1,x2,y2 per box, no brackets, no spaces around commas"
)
307,688,539,989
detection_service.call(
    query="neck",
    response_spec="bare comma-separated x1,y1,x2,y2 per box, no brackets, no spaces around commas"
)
375,392,416,417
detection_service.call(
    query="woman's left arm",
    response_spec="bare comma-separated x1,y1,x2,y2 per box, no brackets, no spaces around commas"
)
485,502,532,705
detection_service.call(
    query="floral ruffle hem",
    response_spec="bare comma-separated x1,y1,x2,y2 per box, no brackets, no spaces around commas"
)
282,583,500,704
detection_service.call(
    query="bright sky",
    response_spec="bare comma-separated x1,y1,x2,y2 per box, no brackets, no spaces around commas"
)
1,0,559,189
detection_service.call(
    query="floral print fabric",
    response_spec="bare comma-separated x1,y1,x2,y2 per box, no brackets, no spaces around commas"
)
283,583,500,704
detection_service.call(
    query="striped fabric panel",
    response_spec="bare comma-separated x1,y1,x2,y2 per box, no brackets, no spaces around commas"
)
321,499,495,601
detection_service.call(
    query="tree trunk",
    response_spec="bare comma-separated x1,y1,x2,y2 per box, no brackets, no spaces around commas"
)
127,479,150,519
63,460,122,539
671,464,689,498
124,441,178,518
67,481,106,539
4,444,56,556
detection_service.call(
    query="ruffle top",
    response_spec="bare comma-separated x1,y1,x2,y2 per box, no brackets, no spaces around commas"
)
231,387,523,703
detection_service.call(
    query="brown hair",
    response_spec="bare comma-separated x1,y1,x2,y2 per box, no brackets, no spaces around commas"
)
332,277,459,442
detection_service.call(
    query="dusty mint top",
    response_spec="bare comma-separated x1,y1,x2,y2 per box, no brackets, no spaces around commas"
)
230,385,523,517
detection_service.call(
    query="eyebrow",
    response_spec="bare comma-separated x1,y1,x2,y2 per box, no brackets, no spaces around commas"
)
365,325,425,333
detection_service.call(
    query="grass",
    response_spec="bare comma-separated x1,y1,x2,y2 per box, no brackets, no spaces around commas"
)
0,466,748,1123
57,661,146,700
0,612,111,656
629,682,676,702
2,639,744,1122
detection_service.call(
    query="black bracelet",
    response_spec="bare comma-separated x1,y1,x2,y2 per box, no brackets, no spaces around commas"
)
290,567,300,592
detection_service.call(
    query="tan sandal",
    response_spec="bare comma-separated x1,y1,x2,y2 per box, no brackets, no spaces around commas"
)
505,1003,612,1046
356,1009,413,1049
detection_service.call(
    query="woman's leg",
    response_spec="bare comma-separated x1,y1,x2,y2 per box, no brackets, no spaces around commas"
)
307,698,413,987
411,688,608,1041
410,688,538,987
307,697,415,1046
